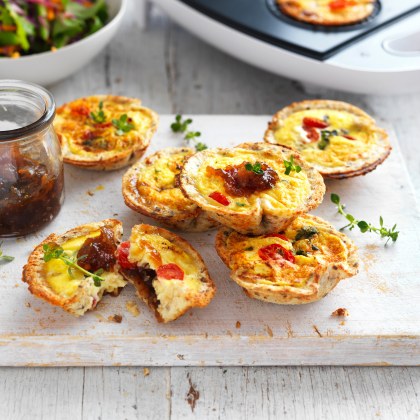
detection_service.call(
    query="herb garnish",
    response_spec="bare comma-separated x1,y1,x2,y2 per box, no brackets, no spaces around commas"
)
43,243,105,287
295,226,318,241
170,114,208,151
171,114,192,133
112,114,135,136
90,101,106,124
236,202,246,207
295,250,308,257
283,156,302,176
245,162,264,175
331,194,399,244
318,130,338,150
0,242,14,264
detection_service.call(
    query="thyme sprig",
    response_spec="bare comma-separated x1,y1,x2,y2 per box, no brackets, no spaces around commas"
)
112,114,135,136
170,114,208,152
331,194,399,244
90,101,106,124
0,242,14,264
43,244,105,287
245,162,264,175
283,155,302,176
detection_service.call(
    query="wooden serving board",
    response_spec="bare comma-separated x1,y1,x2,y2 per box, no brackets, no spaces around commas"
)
1,116,419,367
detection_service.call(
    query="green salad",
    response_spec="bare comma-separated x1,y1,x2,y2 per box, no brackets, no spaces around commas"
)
0,0,108,57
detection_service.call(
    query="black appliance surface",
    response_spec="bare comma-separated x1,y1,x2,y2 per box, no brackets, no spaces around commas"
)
179,0,420,60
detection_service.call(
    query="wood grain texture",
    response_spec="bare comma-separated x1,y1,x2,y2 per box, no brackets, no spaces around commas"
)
1,0,420,417
2,117,418,367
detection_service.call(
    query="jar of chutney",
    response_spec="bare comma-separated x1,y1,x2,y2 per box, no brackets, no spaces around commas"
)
0,80,64,237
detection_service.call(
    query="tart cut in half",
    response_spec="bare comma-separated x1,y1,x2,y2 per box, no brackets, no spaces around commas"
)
264,99,391,179
54,95,159,170
216,214,359,304
117,224,216,323
122,147,218,232
277,0,376,26
180,142,325,236
22,219,127,316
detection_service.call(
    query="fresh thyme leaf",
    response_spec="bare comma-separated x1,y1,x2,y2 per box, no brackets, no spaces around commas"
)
295,250,308,256
42,243,105,286
112,114,135,136
318,130,338,150
245,162,264,175
0,241,14,263
245,246,254,251
236,202,246,207
171,114,192,133
195,142,208,152
283,155,302,176
295,226,318,241
90,101,106,124
170,115,208,151
331,194,399,244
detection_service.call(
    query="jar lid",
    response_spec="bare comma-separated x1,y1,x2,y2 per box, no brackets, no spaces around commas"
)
0,80,56,142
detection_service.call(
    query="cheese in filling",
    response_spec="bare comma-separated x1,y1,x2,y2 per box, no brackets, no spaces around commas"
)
273,109,379,170
44,230,126,298
195,148,311,215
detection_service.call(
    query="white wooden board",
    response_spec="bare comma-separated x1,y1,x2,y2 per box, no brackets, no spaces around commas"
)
1,115,419,366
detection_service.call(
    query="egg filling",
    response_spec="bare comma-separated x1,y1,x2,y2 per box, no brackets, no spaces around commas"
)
223,216,349,289
56,97,155,158
195,148,311,215
44,229,126,299
273,109,379,170
133,148,197,212
121,229,203,321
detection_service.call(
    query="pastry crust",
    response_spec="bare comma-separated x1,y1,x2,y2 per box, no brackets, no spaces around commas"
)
277,0,376,26
121,224,216,323
215,214,359,304
54,95,158,171
180,142,325,235
122,147,218,232
22,219,127,316
264,99,391,179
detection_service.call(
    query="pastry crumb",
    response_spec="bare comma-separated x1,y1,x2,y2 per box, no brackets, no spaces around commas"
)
108,314,123,323
235,321,241,329
331,308,349,317
126,301,140,317
25,302,31,308
86,190,94,196
143,367,150,377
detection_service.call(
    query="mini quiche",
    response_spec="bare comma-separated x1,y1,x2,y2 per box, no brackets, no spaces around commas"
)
122,147,218,232
117,224,216,323
22,219,127,316
277,0,376,26
264,100,391,179
180,142,325,236
54,95,159,170
216,214,359,304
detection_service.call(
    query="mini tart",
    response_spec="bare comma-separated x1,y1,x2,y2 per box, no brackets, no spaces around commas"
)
264,100,391,179
180,142,325,236
122,147,218,232
118,224,216,323
54,95,159,170
277,0,376,26
22,219,127,316
216,214,359,304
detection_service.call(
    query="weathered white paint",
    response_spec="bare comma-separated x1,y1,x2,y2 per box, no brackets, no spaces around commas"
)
1,0,420,417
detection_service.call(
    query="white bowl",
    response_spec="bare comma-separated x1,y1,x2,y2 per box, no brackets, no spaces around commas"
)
0,0,126,86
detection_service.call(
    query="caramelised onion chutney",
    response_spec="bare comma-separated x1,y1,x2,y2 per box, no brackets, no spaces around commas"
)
207,161,279,197
0,81,64,237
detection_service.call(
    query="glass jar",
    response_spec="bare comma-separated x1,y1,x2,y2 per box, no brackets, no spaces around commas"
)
0,80,64,237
